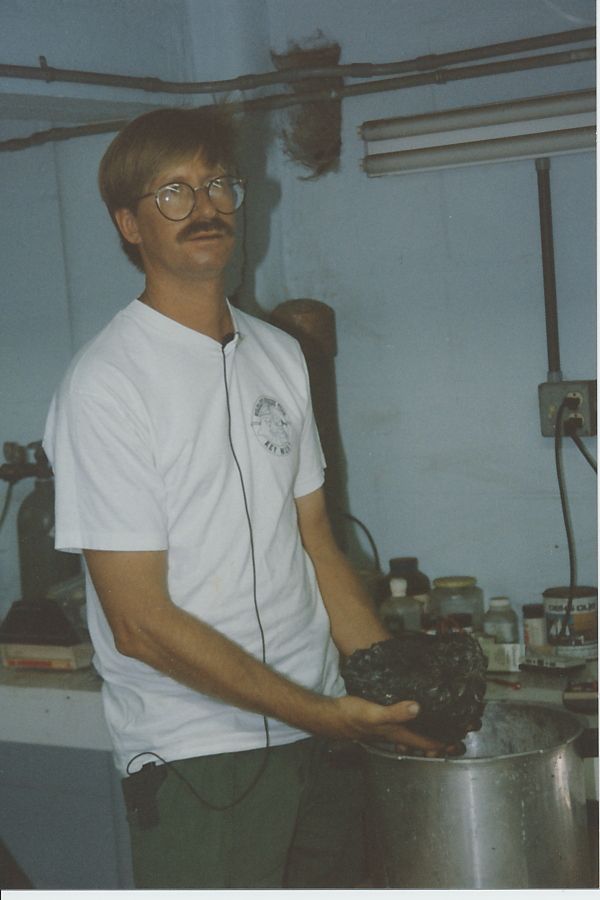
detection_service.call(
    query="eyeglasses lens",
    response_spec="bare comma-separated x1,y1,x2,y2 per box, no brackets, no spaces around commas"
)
156,178,244,221
208,178,244,214
157,184,195,221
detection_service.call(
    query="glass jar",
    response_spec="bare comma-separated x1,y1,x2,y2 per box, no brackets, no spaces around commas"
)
379,577,423,635
430,576,484,632
483,596,519,643
421,582,441,633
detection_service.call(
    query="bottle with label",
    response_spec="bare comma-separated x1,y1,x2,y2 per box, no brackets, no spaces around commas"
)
483,596,519,643
430,576,484,632
542,586,598,659
522,603,547,649
379,577,423,635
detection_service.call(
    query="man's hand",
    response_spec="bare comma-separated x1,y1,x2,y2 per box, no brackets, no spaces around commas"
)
330,695,450,757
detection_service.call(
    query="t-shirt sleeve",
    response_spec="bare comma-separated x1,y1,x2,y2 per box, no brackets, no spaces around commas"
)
43,384,168,553
292,352,327,499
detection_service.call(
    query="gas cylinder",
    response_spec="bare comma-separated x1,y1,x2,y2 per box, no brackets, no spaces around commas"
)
17,477,80,602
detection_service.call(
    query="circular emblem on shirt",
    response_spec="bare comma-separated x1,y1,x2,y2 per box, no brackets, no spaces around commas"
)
251,396,292,456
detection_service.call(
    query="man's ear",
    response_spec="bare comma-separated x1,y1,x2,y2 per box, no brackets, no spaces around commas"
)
114,208,142,246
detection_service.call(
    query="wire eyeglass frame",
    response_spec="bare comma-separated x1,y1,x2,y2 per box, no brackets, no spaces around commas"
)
137,175,246,221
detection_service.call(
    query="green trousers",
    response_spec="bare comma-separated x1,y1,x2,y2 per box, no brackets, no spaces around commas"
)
122,737,368,889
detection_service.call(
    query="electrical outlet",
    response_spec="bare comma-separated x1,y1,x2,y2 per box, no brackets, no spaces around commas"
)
538,380,597,437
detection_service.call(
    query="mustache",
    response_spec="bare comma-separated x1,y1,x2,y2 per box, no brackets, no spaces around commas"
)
177,218,234,241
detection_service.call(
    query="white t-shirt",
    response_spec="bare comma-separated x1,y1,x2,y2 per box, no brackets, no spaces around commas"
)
43,299,345,774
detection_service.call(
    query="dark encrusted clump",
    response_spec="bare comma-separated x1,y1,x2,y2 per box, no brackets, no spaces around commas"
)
342,632,488,744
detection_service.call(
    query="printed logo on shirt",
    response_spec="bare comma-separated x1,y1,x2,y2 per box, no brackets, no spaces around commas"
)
251,396,292,456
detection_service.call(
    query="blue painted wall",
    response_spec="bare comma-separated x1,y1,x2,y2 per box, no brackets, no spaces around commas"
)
0,0,596,625
0,0,187,613
263,0,597,611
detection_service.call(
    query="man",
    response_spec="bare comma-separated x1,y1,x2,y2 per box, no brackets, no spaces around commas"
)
43,106,447,889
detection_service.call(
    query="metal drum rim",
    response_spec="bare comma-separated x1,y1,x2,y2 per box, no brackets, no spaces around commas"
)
360,699,586,764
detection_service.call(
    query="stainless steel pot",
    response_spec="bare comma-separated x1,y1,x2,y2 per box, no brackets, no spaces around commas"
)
364,700,591,889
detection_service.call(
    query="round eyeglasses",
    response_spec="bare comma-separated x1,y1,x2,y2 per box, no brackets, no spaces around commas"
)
137,175,246,221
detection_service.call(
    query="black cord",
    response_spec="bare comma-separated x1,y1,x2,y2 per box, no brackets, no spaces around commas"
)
339,509,382,572
125,747,270,812
124,342,271,810
554,400,578,638
221,341,268,669
569,431,598,474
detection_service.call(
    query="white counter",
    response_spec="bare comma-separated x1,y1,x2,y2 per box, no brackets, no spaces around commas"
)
0,665,112,751
1,659,596,751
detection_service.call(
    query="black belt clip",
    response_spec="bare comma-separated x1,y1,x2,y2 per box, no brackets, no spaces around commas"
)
122,761,168,830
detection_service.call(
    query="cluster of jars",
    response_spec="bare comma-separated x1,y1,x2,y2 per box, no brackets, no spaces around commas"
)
378,558,521,643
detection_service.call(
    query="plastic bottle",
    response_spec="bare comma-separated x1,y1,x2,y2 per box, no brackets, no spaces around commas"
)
379,577,423,635
388,557,431,604
483,597,519,643
430,576,484,632
522,603,547,649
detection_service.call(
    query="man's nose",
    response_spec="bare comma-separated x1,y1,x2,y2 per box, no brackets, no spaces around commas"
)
193,186,219,218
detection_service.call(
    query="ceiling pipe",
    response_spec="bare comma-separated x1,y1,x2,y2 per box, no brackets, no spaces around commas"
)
0,119,129,152
0,27,593,95
0,47,595,153
239,47,595,112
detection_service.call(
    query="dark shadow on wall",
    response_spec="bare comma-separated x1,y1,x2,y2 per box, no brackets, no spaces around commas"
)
228,110,280,321
229,110,382,584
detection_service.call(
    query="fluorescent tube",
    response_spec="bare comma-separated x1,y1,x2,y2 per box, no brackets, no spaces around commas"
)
361,89,596,175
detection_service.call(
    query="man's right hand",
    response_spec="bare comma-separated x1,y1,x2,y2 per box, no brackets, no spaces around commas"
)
330,695,450,757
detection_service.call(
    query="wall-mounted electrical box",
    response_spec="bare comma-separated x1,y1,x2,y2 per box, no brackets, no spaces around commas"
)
538,380,597,437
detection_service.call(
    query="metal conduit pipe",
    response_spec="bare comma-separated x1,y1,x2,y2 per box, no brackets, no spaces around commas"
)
535,157,562,381
0,119,130,152
0,47,595,153
240,48,595,111
0,26,594,94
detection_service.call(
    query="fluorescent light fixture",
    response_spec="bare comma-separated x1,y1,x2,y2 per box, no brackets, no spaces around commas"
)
361,89,596,176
